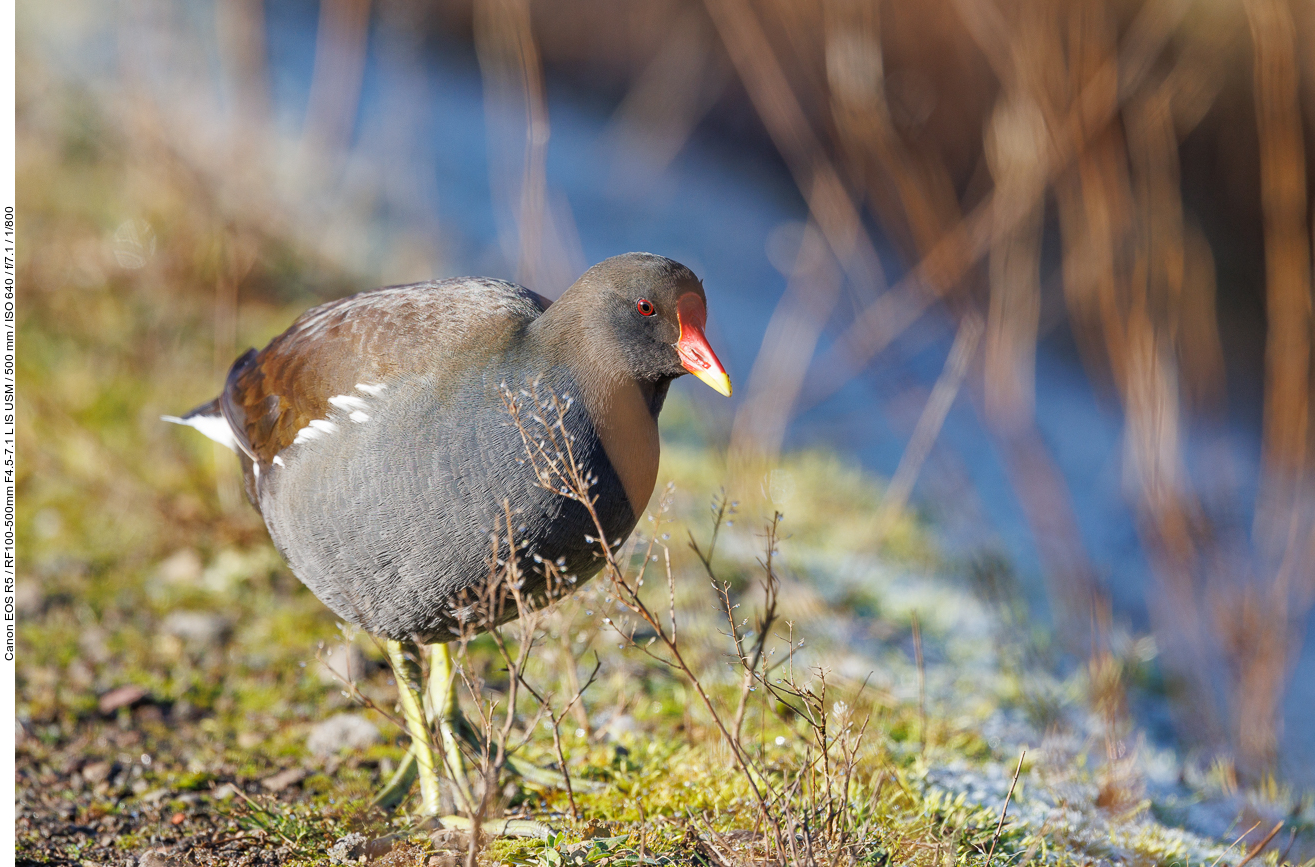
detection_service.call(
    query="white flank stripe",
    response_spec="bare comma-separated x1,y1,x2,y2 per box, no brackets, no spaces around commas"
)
356,382,387,396
349,411,370,423
293,417,339,445
162,413,238,452
328,394,369,411
272,456,285,467
293,424,323,445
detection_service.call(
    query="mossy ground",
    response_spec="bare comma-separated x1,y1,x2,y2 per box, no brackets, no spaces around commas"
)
16,65,1314,867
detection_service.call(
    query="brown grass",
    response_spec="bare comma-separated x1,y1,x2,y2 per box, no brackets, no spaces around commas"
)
36,0,1315,784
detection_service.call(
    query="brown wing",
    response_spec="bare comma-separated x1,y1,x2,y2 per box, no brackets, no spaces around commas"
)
221,278,549,466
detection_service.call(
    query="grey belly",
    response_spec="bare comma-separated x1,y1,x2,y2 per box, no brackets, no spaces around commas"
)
256,377,634,642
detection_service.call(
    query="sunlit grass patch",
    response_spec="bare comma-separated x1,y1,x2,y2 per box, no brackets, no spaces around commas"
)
16,65,1305,867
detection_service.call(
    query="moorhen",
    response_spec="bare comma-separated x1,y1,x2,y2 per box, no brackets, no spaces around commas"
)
165,253,731,815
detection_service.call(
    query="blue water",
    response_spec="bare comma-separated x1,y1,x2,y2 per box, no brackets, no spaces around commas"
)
66,0,1313,784
280,9,1315,782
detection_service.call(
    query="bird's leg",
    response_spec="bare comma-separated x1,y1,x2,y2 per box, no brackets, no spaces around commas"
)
382,639,442,816
426,643,604,796
371,641,597,818
425,642,476,811
370,744,418,811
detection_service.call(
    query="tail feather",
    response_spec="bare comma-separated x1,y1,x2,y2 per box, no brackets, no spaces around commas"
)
162,398,238,452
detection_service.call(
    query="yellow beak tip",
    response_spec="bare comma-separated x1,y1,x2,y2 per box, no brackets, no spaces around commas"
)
693,369,733,397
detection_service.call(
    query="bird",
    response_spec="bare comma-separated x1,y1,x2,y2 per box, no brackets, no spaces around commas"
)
164,252,731,815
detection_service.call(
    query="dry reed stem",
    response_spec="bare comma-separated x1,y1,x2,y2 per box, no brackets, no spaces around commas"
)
985,750,1025,867
982,95,1045,433
214,0,271,125
870,313,982,545
303,0,372,154
988,417,1103,649
702,0,887,294
911,610,926,756
475,0,583,295
1236,820,1285,867
808,0,1194,407
729,221,842,464
1208,820,1265,867
1244,0,1315,591
1038,1,1236,752
604,6,728,187
823,0,963,258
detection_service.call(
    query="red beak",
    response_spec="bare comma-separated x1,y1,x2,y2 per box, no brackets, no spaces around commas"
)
675,293,732,396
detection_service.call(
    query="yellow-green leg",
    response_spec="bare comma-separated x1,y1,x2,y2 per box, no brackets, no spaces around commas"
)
381,639,441,816
425,642,475,811
427,642,604,795
370,745,418,811
371,640,599,815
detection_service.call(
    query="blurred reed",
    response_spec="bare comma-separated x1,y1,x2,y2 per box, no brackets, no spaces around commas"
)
474,0,586,294
79,0,1315,780
454,0,1311,780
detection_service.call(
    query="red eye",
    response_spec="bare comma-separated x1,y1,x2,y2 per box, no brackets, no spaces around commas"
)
636,298,655,316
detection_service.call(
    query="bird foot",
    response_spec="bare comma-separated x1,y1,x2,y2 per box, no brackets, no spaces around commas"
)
371,742,602,814
430,813,555,840
370,748,420,811
502,753,605,794
375,640,601,815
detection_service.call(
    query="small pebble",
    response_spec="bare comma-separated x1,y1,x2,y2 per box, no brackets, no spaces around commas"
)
156,549,203,584
82,761,116,785
210,783,238,801
161,611,232,646
98,686,148,715
14,580,43,615
598,713,639,741
260,768,307,792
327,832,367,865
307,713,380,758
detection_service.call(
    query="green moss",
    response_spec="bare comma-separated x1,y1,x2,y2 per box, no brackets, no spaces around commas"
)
16,70,1300,867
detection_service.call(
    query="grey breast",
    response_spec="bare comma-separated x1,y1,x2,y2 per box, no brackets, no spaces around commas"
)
255,361,637,643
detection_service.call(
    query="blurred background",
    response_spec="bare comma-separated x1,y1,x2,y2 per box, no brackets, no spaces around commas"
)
17,0,1315,794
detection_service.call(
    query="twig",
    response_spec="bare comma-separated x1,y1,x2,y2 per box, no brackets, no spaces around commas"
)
986,750,1026,867
687,816,736,867
229,787,298,848
1209,820,1264,867
912,611,926,756
871,314,983,545
504,381,881,862
731,518,779,740
1235,821,1283,867
512,652,603,820
314,641,407,736
1277,826,1298,865
504,386,788,855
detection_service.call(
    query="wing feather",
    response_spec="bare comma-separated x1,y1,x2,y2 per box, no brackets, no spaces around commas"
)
221,278,548,465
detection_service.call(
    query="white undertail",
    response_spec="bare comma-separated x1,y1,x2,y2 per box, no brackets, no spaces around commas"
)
161,413,239,452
